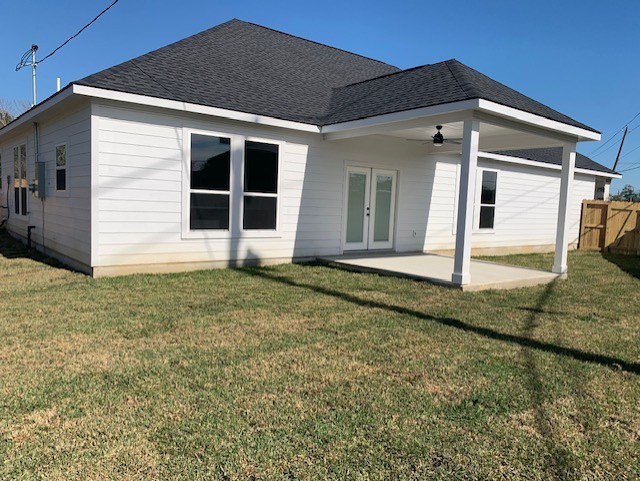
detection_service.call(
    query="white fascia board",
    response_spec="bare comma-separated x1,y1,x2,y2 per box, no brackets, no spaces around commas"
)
71,85,322,133
480,151,621,179
0,87,74,139
477,99,601,142
320,100,478,134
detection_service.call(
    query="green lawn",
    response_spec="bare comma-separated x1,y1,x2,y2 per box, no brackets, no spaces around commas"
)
0,230,638,480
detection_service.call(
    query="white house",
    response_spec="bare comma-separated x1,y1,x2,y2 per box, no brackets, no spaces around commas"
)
0,19,620,286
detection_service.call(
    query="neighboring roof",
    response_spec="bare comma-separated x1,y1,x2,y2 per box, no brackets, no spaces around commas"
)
493,147,618,175
74,19,598,133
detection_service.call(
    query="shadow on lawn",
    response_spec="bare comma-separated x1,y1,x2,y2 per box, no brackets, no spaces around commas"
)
243,266,624,477
602,252,640,280
241,267,640,376
0,228,69,270
521,281,578,479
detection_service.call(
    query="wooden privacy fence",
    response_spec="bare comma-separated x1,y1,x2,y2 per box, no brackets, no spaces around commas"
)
579,200,640,255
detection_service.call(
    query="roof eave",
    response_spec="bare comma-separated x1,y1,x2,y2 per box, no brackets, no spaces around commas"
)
72,84,322,133
0,85,75,140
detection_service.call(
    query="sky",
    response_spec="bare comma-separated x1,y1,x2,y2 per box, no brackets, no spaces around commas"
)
2,0,640,192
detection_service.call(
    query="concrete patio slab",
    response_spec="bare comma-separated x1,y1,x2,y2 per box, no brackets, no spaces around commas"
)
318,252,561,292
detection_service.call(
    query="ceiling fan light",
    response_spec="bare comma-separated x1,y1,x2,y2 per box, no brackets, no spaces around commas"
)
433,125,444,146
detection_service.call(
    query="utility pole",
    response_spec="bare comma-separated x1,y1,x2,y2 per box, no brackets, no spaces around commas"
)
612,126,628,172
31,45,38,106
16,44,39,107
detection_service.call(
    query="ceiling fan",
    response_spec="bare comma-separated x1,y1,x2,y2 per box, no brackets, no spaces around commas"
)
406,125,462,146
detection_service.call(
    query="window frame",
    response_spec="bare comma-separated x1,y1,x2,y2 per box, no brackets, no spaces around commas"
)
187,132,232,232
55,142,68,194
241,137,280,233
13,142,28,217
474,168,498,232
180,128,282,240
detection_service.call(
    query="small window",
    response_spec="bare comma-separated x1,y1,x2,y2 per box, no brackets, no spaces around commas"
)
13,144,27,215
243,141,278,230
55,144,67,191
478,170,497,229
189,134,231,230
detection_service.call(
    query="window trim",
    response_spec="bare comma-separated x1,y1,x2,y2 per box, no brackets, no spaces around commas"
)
241,137,280,233
474,168,498,232
55,142,68,194
180,128,282,240
13,142,28,217
187,131,232,233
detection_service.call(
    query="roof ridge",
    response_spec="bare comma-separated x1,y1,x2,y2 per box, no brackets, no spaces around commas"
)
239,20,399,70
444,59,471,98
336,61,447,89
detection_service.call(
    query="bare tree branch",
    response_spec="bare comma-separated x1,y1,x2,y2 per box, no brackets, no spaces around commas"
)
0,98,31,127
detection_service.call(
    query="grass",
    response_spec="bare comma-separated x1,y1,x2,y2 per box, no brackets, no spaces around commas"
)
0,229,638,480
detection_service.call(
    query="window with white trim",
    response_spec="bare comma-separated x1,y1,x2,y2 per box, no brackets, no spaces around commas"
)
13,144,27,215
55,144,67,191
478,170,497,229
243,140,278,230
189,134,231,230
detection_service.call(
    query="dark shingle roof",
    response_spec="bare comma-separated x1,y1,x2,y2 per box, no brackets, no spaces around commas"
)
76,19,399,125
75,19,597,133
492,147,617,175
323,60,597,132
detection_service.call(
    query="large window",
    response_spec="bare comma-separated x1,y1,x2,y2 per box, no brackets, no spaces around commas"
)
478,170,497,229
189,134,231,230
13,144,26,216
243,141,278,230
55,144,67,191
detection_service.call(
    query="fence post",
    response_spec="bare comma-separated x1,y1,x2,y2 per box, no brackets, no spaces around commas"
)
603,202,611,252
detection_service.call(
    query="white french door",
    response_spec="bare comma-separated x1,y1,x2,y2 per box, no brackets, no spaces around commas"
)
343,167,397,251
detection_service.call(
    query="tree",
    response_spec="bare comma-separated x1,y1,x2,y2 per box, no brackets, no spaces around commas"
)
0,98,31,127
610,184,639,202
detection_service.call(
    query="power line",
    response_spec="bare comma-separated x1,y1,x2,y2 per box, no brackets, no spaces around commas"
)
39,0,121,64
587,110,640,157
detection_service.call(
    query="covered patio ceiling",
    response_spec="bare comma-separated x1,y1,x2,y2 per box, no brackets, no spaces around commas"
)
386,120,569,153
322,101,601,288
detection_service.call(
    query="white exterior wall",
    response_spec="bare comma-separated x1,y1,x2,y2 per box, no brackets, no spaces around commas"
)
423,153,595,252
92,102,429,270
1,100,600,274
90,102,599,272
0,103,92,268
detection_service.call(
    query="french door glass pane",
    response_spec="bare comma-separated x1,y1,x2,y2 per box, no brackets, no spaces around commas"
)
346,172,366,243
373,175,392,242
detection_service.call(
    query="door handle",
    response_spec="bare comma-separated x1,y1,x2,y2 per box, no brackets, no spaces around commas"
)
366,206,370,217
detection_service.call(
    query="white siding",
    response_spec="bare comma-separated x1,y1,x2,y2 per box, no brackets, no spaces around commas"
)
423,154,596,251
92,102,430,268
2,99,601,273
91,102,599,270
0,103,92,268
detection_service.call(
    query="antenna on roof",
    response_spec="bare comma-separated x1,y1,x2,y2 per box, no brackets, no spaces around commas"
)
16,45,39,106
612,126,628,171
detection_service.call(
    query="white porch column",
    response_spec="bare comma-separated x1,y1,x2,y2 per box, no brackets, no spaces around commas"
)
552,142,577,275
452,118,480,286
